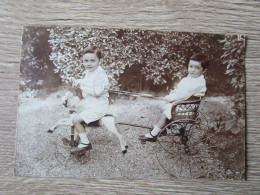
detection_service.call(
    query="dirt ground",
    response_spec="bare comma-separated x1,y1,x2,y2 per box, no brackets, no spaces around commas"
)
14,89,245,180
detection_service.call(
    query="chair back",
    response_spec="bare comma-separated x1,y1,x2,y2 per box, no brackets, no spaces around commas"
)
171,100,201,122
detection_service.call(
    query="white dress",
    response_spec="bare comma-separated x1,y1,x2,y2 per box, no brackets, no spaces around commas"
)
163,74,207,119
76,66,109,124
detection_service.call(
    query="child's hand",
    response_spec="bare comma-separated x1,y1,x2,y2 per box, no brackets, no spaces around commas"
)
84,86,94,95
163,95,171,102
75,82,81,88
69,78,78,87
73,79,82,88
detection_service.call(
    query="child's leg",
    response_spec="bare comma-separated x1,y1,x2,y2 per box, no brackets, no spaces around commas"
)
145,113,167,138
72,115,91,149
77,132,90,148
72,114,85,133
155,113,168,129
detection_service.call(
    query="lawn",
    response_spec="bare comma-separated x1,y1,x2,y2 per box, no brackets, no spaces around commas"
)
14,88,245,180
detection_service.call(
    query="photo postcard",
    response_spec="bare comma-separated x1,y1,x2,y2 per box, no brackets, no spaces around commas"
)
15,26,246,180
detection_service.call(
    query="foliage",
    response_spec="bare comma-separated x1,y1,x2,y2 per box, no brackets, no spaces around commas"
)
220,35,245,92
220,35,246,119
19,89,38,99
48,27,226,93
21,26,246,98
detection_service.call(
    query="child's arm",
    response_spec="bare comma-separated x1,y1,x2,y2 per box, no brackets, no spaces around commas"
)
70,77,83,88
164,78,205,102
84,71,109,98
164,89,196,102
93,71,109,97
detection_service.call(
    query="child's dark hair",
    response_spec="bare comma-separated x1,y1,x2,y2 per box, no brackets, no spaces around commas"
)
190,53,209,70
82,45,102,60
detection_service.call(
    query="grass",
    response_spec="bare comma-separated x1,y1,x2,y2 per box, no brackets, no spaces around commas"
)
14,88,245,180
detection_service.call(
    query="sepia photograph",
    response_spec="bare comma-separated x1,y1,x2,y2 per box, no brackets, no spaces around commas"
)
15,26,246,180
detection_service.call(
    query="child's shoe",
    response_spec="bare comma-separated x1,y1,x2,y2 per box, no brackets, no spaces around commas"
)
71,143,92,154
138,132,157,143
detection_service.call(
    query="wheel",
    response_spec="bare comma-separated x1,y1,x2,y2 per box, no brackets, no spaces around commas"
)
156,113,216,179
55,127,91,165
72,149,91,164
196,111,220,149
55,128,72,165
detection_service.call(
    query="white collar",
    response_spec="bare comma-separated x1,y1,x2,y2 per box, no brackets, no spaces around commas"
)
187,74,204,79
83,66,103,76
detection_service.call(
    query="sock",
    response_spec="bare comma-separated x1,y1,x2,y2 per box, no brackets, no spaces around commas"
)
78,132,90,148
145,126,161,138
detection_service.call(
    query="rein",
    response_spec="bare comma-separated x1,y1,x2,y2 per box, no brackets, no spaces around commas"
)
109,90,163,100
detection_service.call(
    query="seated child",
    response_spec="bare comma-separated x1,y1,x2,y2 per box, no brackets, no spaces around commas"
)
71,46,110,153
138,53,209,142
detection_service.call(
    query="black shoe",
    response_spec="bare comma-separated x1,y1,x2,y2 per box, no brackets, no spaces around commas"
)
71,143,92,154
138,132,157,142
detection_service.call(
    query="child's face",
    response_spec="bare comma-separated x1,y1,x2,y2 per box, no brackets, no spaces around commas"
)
83,53,99,72
188,60,204,78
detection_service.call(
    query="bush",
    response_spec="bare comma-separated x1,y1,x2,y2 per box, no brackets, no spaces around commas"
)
48,27,235,95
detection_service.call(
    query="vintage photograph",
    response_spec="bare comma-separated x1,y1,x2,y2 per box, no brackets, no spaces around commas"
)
15,26,246,180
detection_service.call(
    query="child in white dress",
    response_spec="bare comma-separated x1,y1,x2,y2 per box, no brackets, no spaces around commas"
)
139,53,209,142
71,46,109,153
